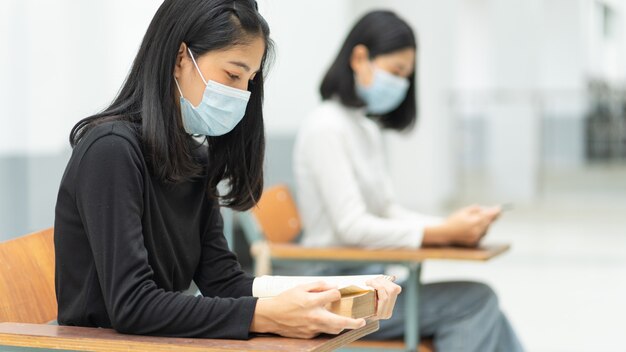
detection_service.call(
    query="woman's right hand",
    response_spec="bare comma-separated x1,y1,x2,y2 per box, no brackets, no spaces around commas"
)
423,205,501,247
250,281,367,338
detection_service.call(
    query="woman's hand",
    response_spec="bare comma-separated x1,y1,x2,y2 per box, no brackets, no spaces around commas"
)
365,276,402,320
250,281,367,338
423,205,501,247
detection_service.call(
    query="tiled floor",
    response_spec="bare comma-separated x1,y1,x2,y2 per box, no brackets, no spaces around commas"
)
423,166,626,351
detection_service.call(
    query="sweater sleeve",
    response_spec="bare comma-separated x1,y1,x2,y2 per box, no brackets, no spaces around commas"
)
303,126,422,249
75,134,257,339
193,205,255,299
385,203,443,227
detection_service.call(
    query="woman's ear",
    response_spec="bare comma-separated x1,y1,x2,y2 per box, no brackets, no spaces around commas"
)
350,44,373,87
173,42,188,79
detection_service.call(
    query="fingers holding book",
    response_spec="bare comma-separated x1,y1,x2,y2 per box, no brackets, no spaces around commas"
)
366,275,402,320
250,280,367,338
250,274,399,338
302,280,342,305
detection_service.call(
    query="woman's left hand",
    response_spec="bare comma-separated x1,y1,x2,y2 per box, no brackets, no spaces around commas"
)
366,276,402,320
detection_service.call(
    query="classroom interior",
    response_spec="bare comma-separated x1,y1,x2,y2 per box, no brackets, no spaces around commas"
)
1,0,625,351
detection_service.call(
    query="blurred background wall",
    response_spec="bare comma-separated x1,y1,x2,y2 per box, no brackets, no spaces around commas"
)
1,0,625,351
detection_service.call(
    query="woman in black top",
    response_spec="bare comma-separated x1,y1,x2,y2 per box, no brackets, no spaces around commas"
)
54,0,400,339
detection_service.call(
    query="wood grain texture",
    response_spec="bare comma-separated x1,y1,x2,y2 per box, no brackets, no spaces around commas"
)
268,243,510,263
0,321,379,352
0,228,57,324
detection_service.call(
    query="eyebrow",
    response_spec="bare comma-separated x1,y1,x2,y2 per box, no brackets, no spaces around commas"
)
228,60,259,73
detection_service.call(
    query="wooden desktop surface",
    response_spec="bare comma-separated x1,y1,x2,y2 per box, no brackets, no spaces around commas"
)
269,243,510,262
0,321,379,352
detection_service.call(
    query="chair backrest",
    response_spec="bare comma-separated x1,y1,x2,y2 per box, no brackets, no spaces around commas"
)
251,185,302,243
0,228,57,323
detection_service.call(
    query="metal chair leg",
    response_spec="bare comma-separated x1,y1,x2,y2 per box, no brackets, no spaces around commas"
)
404,263,421,351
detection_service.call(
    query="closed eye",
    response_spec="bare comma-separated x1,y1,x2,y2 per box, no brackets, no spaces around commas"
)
227,72,240,81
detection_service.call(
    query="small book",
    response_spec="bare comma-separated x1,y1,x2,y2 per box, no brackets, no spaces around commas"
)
252,274,394,319
329,290,376,319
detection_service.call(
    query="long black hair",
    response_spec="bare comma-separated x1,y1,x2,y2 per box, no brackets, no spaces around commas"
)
320,10,417,131
70,0,273,211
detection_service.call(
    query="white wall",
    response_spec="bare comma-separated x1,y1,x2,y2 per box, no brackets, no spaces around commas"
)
483,0,543,202
0,0,161,156
452,0,599,200
258,0,354,135
587,0,626,85
539,0,586,91
455,0,495,92
0,0,161,237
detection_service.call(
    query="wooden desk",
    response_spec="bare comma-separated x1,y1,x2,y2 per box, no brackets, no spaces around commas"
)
260,243,511,352
0,321,379,352
268,243,510,263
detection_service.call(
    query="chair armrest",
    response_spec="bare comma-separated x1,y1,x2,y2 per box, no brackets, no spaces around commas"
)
267,243,511,264
0,321,379,352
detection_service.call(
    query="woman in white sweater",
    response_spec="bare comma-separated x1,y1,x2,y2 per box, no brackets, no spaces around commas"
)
293,10,523,351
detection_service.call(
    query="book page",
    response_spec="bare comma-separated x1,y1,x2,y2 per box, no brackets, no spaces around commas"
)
252,274,394,297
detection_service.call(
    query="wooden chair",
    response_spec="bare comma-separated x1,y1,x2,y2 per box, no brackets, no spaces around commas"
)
247,185,304,276
0,228,57,324
0,228,377,351
239,184,511,352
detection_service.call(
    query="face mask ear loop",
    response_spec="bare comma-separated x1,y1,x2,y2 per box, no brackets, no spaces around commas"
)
187,47,208,86
174,78,185,98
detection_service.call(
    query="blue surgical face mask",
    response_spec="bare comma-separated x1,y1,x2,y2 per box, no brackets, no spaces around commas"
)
355,65,410,115
174,48,251,136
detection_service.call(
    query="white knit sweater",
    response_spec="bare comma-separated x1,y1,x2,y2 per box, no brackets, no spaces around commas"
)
293,100,441,249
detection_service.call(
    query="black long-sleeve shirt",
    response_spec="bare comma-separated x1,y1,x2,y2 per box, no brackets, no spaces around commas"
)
54,121,257,339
